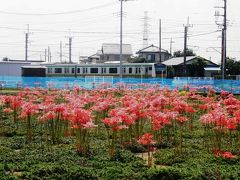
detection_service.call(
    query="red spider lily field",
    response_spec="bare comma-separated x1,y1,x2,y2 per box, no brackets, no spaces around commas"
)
0,86,240,179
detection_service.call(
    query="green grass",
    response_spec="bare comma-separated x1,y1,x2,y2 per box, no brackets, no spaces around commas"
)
0,97,240,179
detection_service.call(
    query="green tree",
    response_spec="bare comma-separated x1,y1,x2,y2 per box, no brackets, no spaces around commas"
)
127,57,146,63
225,57,240,75
173,49,196,57
188,58,207,77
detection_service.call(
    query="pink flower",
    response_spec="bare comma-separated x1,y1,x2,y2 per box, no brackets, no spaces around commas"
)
138,133,154,146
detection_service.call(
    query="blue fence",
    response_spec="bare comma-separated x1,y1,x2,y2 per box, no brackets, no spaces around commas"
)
0,76,240,94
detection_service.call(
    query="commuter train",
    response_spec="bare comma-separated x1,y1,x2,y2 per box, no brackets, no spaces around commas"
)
21,62,166,78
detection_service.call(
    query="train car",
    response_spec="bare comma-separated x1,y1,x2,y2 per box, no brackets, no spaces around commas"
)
44,62,157,77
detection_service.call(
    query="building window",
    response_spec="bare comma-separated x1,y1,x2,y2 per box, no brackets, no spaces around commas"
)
77,68,80,73
55,68,62,74
106,55,110,61
148,67,152,71
85,68,88,73
91,68,98,74
109,68,117,74
72,68,75,74
129,67,132,74
64,68,69,74
146,67,148,73
147,54,155,61
123,68,126,73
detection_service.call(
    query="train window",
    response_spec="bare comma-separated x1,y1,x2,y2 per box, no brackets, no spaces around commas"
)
55,68,62,74
91,68,98,74
129,68,132,74
64,68,69,74
72,68,75,74
48,68,52,74
109,68,117,73
101,68,106,74
77,68,80,73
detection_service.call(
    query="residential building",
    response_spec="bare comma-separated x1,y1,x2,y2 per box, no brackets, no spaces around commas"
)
94,43,132,63
162,56,220,77
136,44,171,63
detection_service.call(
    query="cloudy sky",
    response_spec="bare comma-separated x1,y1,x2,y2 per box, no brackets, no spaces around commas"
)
0,0,239,63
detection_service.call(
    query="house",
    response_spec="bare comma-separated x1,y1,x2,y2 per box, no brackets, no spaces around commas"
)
87,50,102,64
95,43,132,63
162,56,220,77
136,44,171,63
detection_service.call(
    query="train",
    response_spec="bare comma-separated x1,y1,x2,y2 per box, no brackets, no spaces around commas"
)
21,62,166,78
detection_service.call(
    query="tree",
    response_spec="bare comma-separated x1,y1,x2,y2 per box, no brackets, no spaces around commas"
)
188,58,207,77
225,57,240,75
127,57,146,63
173,49,196,57
2,57,10,61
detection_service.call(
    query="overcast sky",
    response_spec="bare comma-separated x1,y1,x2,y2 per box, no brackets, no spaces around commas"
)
0,0,239,63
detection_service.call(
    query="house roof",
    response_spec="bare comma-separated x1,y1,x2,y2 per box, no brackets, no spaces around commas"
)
162,56,218,66
137,44,169,54
162,56,196,66
204,67,221,71
102,43,132,55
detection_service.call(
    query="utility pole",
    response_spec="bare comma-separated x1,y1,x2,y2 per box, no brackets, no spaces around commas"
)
170,38,174,56
120,0,123,79
60,41,63,63
183,17,193,77
44,48,47,62
142,11,149,48
222,0,227,79
25,24,29,62
119,0,133,79
69,37,72,63
66,36,73,63
47,46,50,63
215,0,227,80
159,19,162,64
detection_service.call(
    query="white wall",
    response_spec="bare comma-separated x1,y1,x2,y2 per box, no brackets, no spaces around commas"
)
0,62,31,76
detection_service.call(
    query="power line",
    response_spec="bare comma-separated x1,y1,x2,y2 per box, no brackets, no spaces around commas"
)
0,2,117,16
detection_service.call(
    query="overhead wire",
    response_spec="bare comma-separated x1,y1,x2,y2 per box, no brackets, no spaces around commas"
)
0,2,117,16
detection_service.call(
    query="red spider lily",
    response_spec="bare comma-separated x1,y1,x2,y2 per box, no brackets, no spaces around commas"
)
3,108,13,113
19,102,39,119
138,133,154,146
138,133,155,167
70,108,93,128
102,117,121,131
220,90,230,98
176,116,189,124
222,151,236,159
